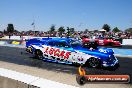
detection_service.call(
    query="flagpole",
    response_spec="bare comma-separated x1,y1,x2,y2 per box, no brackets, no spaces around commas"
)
33,24,35,36
31,15,36,36
31,19,35,35
33,19,35,31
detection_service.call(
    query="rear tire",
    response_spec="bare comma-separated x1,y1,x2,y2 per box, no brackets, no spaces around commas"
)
34,50,43,60
109,42,114,46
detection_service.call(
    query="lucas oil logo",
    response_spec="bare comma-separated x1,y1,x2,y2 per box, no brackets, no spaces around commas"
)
44,47,71,59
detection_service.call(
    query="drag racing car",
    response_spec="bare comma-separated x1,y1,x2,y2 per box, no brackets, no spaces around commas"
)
82,37,121,47
26,38,119,69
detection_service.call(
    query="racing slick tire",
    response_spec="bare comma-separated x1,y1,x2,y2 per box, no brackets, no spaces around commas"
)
34,49,43,60
76,75,87,85
108,42,114,46
85,57,101,68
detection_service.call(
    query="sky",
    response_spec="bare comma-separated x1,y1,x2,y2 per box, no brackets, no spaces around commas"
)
0,0,132,31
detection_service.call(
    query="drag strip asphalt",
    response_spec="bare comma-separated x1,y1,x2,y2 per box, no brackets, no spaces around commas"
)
0,46,132,75
0,46,132,87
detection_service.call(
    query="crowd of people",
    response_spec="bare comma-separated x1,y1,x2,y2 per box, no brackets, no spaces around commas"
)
0,30,132,39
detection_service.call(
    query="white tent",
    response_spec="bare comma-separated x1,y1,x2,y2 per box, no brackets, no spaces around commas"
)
99,29,106,32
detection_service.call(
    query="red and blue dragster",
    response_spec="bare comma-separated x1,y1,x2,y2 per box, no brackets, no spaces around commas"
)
82,37,121,47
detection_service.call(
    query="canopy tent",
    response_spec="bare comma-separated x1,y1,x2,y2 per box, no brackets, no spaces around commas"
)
99,29,106,32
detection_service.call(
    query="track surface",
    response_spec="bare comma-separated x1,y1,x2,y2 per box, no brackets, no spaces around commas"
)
0,46,132,88
101,45,132,49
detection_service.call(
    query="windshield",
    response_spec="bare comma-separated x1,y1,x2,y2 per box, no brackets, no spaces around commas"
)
69,39,82,47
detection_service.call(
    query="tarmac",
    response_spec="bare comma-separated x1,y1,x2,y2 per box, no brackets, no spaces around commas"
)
0,46,132,88
0,40,132,88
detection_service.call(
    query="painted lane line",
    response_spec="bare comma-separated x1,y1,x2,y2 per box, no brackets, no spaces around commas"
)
0,68,39,84
30,78,79,88
0,68,79,88
115,54,132,58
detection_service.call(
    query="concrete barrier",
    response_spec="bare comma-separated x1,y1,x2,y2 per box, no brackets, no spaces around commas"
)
0,36,59,40
1,36,132,45
122,39,132,45
0,41,6,45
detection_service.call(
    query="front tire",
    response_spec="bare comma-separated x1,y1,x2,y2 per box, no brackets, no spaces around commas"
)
86,57,100,68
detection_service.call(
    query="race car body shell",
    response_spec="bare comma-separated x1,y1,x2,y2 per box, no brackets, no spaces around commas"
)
26,38,119,68
82,38,121,46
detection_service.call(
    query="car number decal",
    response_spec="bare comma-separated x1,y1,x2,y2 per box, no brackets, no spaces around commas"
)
99,40,104,44
99,49,107,53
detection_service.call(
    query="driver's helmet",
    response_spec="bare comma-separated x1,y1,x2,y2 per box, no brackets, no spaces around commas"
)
84,41,98,50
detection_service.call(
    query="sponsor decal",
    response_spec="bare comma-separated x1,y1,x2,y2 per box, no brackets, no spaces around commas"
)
54,49,61,57
12,41,20,45
99,40,104,44
44,47,71,59
77,56,84,61
99,49,107,53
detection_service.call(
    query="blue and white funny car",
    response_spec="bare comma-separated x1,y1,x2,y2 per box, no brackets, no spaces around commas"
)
26,38,119,69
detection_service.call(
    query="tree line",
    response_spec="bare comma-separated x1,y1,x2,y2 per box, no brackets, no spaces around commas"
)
0,23,132,34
